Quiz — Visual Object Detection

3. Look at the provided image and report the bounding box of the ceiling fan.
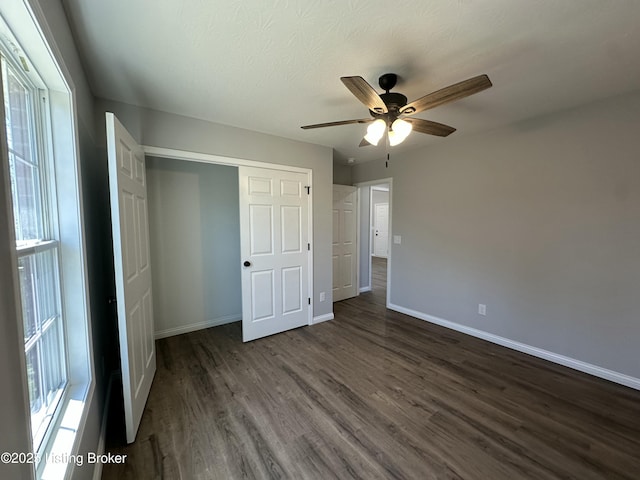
[301,73,492,147]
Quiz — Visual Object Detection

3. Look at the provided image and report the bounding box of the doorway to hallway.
[356,179,392,307]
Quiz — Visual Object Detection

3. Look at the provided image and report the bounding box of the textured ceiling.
[62,0,640,164]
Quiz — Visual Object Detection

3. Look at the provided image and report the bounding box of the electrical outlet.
[478,304,487,316]
[320,292,326,302]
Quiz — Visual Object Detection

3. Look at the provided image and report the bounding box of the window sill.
[39,381,92,480]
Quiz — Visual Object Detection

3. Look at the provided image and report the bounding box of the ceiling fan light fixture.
[392,118,412,137]
[388,118,412,146]
[387,129,402,146]
[301,73,491,147]
[364,118,386,146]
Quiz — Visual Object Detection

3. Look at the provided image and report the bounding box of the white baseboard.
[359,286,372,293]
[155,314,241,339]
[312,313,334,324]
[92,371,117,480]
[388,303,640,391]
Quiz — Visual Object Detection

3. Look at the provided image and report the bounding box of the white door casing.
[106,113,156,444]
[238,166,311,342]
[373,203,389,258]
[332,185,358,302]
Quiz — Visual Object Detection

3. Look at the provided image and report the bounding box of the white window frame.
[0,2,93,479]
[2,47,69,454]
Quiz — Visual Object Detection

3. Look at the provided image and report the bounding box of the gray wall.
[95,99,335,314]
[352,91,640,381]
[146,158,242,336]
[333,160,353,185]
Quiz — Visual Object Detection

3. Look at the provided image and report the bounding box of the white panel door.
[332,185,358,302]
[106,113,156,443]
[239,166,310,342]
[373,203,389,258]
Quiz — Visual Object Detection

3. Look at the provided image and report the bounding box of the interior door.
[106,112,156,443]
[332,185,358,302]
[373,203,389,258]
[238,166,310,342]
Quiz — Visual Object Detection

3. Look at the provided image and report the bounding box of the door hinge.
[308,297,311,305]
[305,186,311,195]
[307,243,310,251]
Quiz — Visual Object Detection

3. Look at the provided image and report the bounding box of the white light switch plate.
[393,235,402,244]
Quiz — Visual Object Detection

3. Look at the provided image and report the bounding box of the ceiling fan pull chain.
[385,129,390,168]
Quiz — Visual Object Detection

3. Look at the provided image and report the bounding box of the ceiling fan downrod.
[374,73,408,121]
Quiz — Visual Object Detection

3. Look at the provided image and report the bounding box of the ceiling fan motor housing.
[371,91,408,123]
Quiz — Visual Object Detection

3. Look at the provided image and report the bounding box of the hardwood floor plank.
[102,258,640,479]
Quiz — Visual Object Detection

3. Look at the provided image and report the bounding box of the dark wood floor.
[102,257,640,479]
[371,256,387,303]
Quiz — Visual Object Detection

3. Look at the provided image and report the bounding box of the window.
[0,3,92,478]
[2,42,67,452]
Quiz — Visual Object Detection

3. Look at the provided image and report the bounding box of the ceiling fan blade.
[405,118,456,137]
[301,118,373,129]
[359,138,372,147]
[340,76,388,114]
[400,74,492,115]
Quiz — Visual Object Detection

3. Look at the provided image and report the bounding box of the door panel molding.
[373,202,389,258]
[107,112,156,444]
[240,166,311,341]
[332,185,358,302]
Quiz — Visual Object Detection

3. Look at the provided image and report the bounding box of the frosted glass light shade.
[364,119,386,146]
[392,118,412,136]
[388,129,402,146]
[388,119,412,146]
